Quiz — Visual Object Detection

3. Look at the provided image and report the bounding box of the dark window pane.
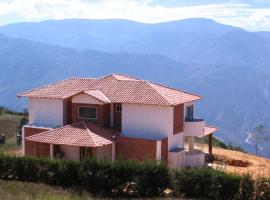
[116,105,122,112]
[79,107,97,119]
[185,105,194,121]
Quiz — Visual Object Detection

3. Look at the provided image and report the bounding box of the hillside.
[212,147,270,178]
[0,19,270,157]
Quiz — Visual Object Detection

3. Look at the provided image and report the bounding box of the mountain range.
[0,18,270,157]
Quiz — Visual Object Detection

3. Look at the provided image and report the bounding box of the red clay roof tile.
[25,122,116,147]
[18,73,202,105]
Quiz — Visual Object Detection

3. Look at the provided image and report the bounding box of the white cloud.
[0,0,270,31]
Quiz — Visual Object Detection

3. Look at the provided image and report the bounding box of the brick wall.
[161,137,168,162]
[116,136,157,161]
[173,103,184,134]
[72,103,111,127]
[24,126,51,157]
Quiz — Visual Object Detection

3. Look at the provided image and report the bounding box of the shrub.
[134,160,170,196]
[254,177,270,200]
[1,154,269,198]
[172,168,241,200]
[235,174,254,200]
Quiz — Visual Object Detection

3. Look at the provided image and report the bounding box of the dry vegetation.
[0,179,95,200]
[212,146,270,178]
[0,113,22,155]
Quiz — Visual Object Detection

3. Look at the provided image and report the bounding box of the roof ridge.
[149,82,203,100]
[146,82,171,105]
[83,122,98,147]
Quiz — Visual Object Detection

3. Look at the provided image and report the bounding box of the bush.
[0,154,269,198]
[254,177,270,200]
[0,154,168,197]
[134,160,170,196]
[236,174,254,200]
[172,168,241,200]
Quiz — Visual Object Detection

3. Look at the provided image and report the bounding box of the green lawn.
[0,179,94,200]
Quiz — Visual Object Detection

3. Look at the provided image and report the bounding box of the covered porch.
[168,126,218,169]
[184,126,218,167]
[25,122,117,161]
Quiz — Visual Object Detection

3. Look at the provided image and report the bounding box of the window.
[116,105,122,112]
[185,105,194,122]
[78,107,97,119]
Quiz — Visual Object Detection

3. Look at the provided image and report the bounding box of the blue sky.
[0,0,270,31]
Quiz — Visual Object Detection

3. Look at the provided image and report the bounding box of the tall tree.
[250,125,270,156]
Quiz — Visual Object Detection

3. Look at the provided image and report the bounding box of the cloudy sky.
[0,0,270,31]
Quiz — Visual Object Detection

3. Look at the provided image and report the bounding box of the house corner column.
[188,136,194,151]
[112,143,115,161]
[208,134,213,154]
[50,144,54,159]
[208,133,213,163]
[156,140,161,160]
[22,126,25,156]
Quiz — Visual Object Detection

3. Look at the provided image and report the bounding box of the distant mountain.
[0,18,270,158]
[0,34,185,109]
[3,18,270,67]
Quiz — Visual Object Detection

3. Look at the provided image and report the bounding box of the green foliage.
[0,154,269,198]
[254,177,270,200]
[0,106,27,116]
[236,174,254,200]
[172,168,241,199]
[0,154,167,197]
[134,160,170,196]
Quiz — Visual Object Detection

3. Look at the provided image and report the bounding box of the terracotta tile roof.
[26,122,117,147]
[204,126,219,136]
[18,73,202,105]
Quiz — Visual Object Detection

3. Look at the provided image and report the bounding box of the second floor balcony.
[184,118,205,137]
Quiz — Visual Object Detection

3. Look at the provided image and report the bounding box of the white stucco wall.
[60,145,80,161]
[122,104,172,139]
[122,104,183,150]
[29,98,64,128]
[72,94,102,104]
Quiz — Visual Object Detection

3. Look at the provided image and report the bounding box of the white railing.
[184,118,205,137]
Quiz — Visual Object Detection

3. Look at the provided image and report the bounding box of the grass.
[0,113,23,155]
[0,179,95,200]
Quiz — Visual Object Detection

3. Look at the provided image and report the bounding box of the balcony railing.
[184,118,205,137]
[185,118,204,122]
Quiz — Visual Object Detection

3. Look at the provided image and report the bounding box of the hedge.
[0,154,169,197]
[0,154,269,199]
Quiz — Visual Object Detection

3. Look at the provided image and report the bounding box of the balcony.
[184,118,205,137]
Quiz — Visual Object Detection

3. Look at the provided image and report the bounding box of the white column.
[22,126,25,156]
[50,144,54,159]
[156,140,162,160]
[112,143,115,161]
[188,137,194,151]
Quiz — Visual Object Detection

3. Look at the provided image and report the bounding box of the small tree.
[249,124,270,156]
[0,106,4,115]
